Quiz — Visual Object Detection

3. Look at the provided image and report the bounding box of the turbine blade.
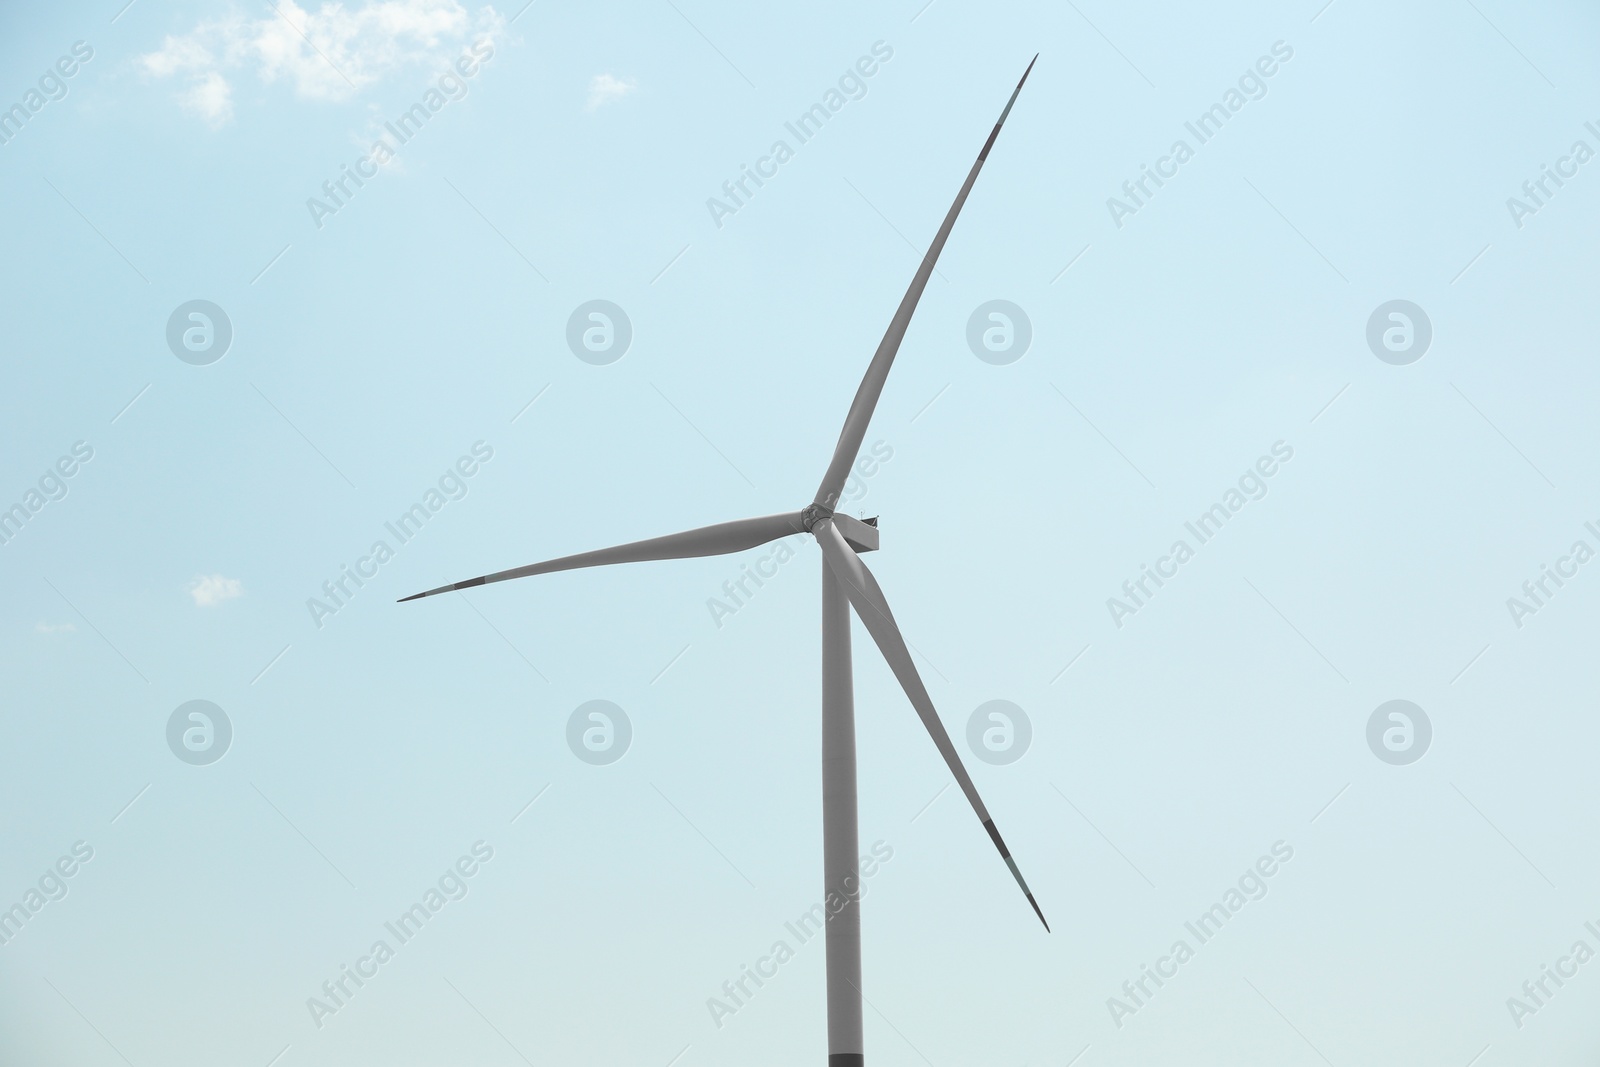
[400,511,804,602]
[814,519,1048,930]
[813,55,1038,509]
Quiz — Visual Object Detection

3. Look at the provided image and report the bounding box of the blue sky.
[4,0,1600,1063]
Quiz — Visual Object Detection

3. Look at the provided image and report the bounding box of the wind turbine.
[402,56,1044,1066]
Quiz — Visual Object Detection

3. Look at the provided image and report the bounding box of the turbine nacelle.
[801,504,880,553]
[832,513,879,554]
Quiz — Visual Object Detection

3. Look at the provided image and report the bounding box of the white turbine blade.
[814,519,1048,930]
[813,55,1037,510]
[400,512,804,602]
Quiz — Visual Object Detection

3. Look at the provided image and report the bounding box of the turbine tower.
[403,56,1044,1066]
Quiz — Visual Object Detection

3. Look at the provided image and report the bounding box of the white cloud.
[181,70,234,127]
[189,575,244,607]
[586,73,635,111]
[141,0,504,125]
[35,622,76,635]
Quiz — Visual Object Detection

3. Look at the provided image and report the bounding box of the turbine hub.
[799,502,833,531]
